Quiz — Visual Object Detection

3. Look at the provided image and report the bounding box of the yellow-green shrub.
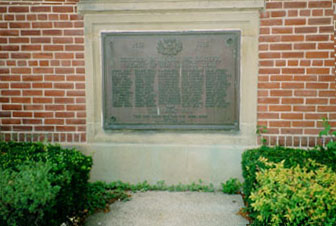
[250,158,336,226]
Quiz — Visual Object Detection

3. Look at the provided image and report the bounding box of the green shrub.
[241,146,336,205]
[250,158,336,226]
[0,141,92,226]
[221,178,241,194]
[0,162,61,226]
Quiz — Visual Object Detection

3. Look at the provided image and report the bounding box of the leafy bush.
[221,178,241,194]
[0,141,92,226]
[0,162,61,226]
[242,146,336,205]
[250,158,336,226]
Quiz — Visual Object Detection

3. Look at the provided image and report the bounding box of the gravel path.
[85,191,248,226]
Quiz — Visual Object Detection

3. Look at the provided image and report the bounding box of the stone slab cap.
[78,0,265,14]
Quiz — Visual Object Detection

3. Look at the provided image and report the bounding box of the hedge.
[0,141,92,226]
[242,145,336,221]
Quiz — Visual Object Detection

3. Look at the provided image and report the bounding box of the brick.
[281,35,304,42]
[288,10,298,17]
[11,68,31,74]
[32,53,53,59]
[31,6,51,12]
[45,119,64,125]
[43,45,64,51]
[288,60,298,66]
[258,83,280,89]
[74,21,84,28]
[259,68,280,74]
[282,68,305,74]
[66,105,85,111]
[266,2,282,9]
[294,75,317,81]
[318,43,333,49]
[45,90,65,96]
[43,29,62,36]
[31,37,51,44]
[22,90,42,96]
[13,112,33,117]
[284,2,306,8]
[45,105,65,111]
[319,91,335,97]
[34,112,53,118]
[319,26,333,33]
[308,18,331,25]
[269,105,291,111]
[0,69,10,74]
[306,51,329,58]
[21,30,40,36]
[65,45,84,51]
[294,26,317,33]
[64,29,83,36]
[53,37,73,44]
[294,43,316,50]
[306,98,328,104]
[272,27,292,34]
[9,6,29,13]
[54,22,73,28]
[260,19,283,26]
[282,98,304,104]
[33,68,54,74]
[308,1,332,8]
[282,52,304,58]
[56,112,75,118]
[2,119,21,124]
[35,126,54,132]
[281,82,304,89]
[307,68,330,74]
[53,6,74,13]
[9,22,30,29]
[12,97,31,103]
[306,35,329,41]
[22,45,41,51]
[259,52,280,59]
[32,22,52,29]
[270,44,292,50]
[55,53,74,59]
[11,53,31,59]
[0,45,19,51]
[67,91,85,96]
[281,113,303,120]
[271,11,286,17]
[294,90,317,96]
[270,90,292,96]
[306,83,329,89]
[281,128,303,134]
[56,126,76,132]
[67,75,85,81]
[285,18,306,25]
[0,112,11,117]
[293,106,315,112]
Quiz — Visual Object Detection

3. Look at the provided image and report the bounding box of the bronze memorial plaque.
[102,31,240,130]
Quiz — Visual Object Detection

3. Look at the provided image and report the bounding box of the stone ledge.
[78,0,265,14]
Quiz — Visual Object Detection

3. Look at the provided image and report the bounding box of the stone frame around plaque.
[101,31,241,131]
[80,0,261,145]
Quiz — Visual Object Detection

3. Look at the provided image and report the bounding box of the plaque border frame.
[101,30,240,131]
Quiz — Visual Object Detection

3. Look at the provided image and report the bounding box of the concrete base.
[76,143,253,187]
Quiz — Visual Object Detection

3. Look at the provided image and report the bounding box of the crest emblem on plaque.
[157,39,183,56]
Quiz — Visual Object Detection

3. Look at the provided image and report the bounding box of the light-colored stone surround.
[79,0,263,185]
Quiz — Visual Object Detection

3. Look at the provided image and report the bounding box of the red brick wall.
[258,0,336,147]
[0,0,85,142]
[0,0,335,146]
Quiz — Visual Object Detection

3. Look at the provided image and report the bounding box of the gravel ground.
[85,191,248,226]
